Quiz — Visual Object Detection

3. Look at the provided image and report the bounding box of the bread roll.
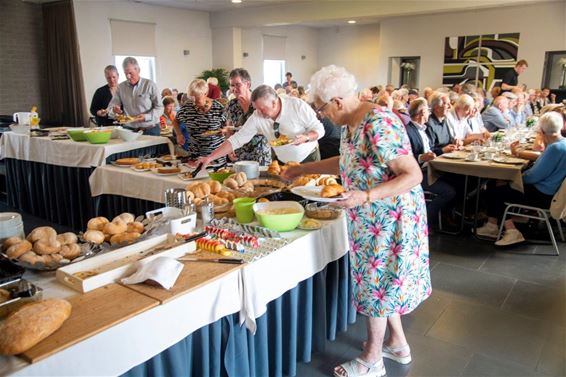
[26,227,57,243]
[126,221,144,234]
[56,232,78,245]
[321,184,345,198]
[110,232,141,245]
[112,213,135,224]
[83,230,105,245]
[6,240,32,259]
[33,239,62,255]
[59,243,81,260]
[87,217,109,231]
[224,178,239,190]
[3,236,23,251]
[18,252,41,265]
[103,221,128,235]
[186,190,195,201]
[209,180,222,194]
[0,299,72,355]
[233,172,247,186]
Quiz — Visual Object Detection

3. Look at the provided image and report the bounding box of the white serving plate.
[56,234,196,293]
[290,185,346,203]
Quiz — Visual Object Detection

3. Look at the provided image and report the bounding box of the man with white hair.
[405,98,456,230]
[477,112,566,245]
[107,57,163,135]
[196,85,324,166]
[426,92,457,155]
[482,96,514,132]
[445,94,474,141]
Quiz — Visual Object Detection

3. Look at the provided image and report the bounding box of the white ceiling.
[133,0,305,12]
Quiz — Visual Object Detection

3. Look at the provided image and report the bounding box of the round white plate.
[111,161,138,168]
[492,156,526,165]
[442,152,468,160]
[290,186,345,203]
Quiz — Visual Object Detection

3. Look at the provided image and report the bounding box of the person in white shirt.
[447,94,490,145]
[197,85,324,167]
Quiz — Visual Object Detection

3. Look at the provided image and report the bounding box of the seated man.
[446,94,489,144]
[482,96,514,132]
[426,92,457,155]
[477,112,566,245]
[406,98,456,229]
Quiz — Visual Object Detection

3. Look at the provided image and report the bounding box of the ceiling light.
[347,20,356,24]
[232,0,242,3]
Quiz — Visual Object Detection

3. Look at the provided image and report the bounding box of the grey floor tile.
[427,300,547,368]
[480,250,566,286]
[431,262,516,307]
[462,353,548,377]
[402,289,453,335]
[502,280,566,326]
[429,236,495,270]
[536,327,566,376]
[387,332,473,377]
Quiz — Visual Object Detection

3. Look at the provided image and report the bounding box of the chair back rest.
[550,177,566,220]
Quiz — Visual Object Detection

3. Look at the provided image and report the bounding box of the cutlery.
[178,257,244,264]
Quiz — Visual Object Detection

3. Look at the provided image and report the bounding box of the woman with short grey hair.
[283,65,430,377]
[478,112,566,245]
[173,79,227,167]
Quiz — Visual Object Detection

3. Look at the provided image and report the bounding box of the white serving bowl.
[9,124,30,135]
[117,127,143,142]
[234,160,260,179]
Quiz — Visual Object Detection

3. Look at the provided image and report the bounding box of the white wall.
[317,24,381,90]
[73,0,212,112]
[239,25,319,88]
[212,27,242,71]
[376,1,566,89]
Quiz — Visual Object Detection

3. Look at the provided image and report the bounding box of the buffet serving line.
[0,128,174,230]
[0,161,355,377]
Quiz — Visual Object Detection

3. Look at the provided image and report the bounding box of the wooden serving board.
[20,284,159,363]
[121,251,244,304]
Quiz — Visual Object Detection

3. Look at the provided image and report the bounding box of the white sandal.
[333,357,386,377]
[382,344,412,364]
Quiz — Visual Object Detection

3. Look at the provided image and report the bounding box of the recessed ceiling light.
[347,20,356,24]
[232,0,242,3]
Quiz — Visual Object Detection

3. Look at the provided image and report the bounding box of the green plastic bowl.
[67,128,87,142]
[253,201,304,232]
[85,130,112,144]
[208,170,234,183]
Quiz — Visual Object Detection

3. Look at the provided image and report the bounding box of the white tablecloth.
[0,132,174,168]
[89,165,190,203]
[2,217,349,376]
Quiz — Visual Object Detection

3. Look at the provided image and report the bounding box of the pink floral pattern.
[339,108,431,317]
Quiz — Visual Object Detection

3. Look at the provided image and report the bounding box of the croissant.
[3,236,23,251]
[110,232,141,245]
[59,243,81,260]
[317,176,338,186]
[224,178,239,190]
[209,180,222,194]
[6,240,32,259]
[127,221,144,234]
[320,184,345,198]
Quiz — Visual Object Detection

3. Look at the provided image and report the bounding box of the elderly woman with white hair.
[282,65,430,377]
[173,79,227,167]
[477,112,566,245]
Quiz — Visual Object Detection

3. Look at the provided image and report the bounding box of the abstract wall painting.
[442,33,520,91]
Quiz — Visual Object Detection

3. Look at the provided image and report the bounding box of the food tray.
[210,218,283,238]
[56,234,196,293]
[1,243,94,272]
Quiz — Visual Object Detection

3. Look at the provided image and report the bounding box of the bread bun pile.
[222,172,256,195]
[84,213,143,246]
[186,181,234,207]
[2,227,80,266]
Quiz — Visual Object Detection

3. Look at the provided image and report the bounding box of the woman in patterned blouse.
[283,65,430,377]
[224,68,271,165]
[173,79,227,167]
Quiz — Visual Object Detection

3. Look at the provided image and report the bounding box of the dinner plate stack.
[0,212,24,244]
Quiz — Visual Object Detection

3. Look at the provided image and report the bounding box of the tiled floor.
[2,201,564,376]
[297,232,566,377]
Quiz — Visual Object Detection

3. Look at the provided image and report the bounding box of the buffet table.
[2,217,353,377]
[0,131,173,230]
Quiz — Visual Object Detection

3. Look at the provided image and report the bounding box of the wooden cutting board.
[121,251,244,304]
[21,283,159,363]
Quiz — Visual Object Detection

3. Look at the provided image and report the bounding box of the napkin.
[121,257,183,290]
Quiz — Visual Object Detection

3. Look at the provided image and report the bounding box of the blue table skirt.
[123,254,355,377]
[5,144,169,231]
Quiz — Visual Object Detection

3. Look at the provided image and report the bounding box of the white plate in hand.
[442,152,468,160]
[290,186,345,203]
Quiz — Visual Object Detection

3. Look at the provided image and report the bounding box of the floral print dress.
[339,107,431,318]
[225,99,272,166]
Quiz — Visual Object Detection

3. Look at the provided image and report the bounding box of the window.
[263,60,285,88]
[388,57,420,88]
[114,55,156,83]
